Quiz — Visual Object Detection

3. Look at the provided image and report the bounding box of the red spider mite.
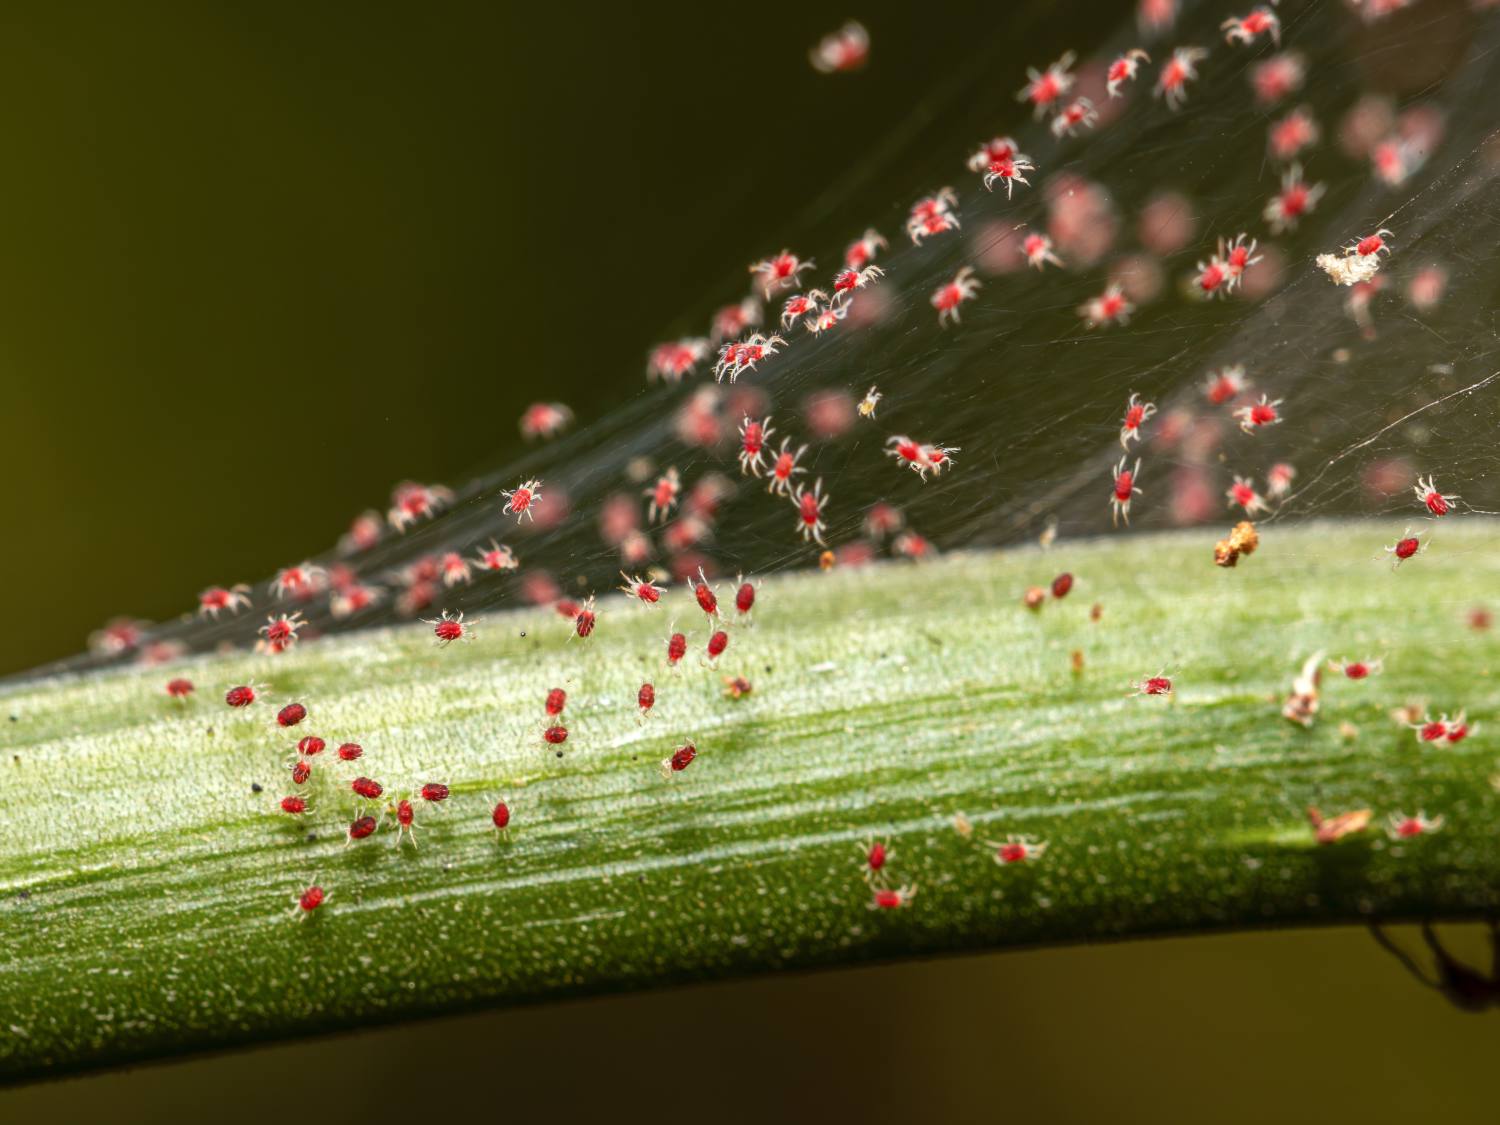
[1415,717,1448,744]
[1155,47,1207,111]
[1221,234,1262,284]
[1441,712,1472,746]
[660,742,697,778]
[1348,229,1394,258]
[491,800,511,833]
[1016,51,1076,118]
[735,577,756,616]
[420,783,450,803]
[473,539,518,572]
[1050,98,1096,139]
[906,189,960,245]
[331,583,382,619]
[739,415,774,477]
[1222,7,1280,46]
[750,250,813,299]
[931,267,981,325]
[1133,674,1173,696]
[440,552,472,588]
[427,609,474,646]
[648,337,710,383]
[1263,163,1324,234]
[1196,252,1230,298]
[1329,657,1382,680]
[290,760,312,785]
[862,838,891,872]
[393,799,418,847]
[706,630,729,661]
[1079,284,1133,328]
[166,678,194,699]
[1106,48,1149,97]
[1234,394,1283,433]
[989,835,1048,864]
[780,290,825,330]
[646,468,681,523]
[519,401,573,440]
[574,597,598,639]
[1414,475,1457,517]
[352,776,384,800]
[691,568,719,618]
[833,265,884,297]
[296,884,325,914]
[554,598,581,620]
[710,297,761,344]
[1204,365,1247,404]
[869,885,918,910]
[966,137,1016,174]
[337,742,363,762]
[225,684,259,708]
[546,687,567,717]
[501,479,542,522]
[1268,106,1318,161]
[1268,462,1296,498]
[198,584,250,619]
[543,725,569,746]
[277,702,307,728]
[809,19,868,73]
[1387,811,1443,840]
[767,438,808,496]
[1120,393,1156,450]
[346,815,379,844]
[297,735,326,757]
[1051,573,1074,599]
[270,562,326,600]
[845,228,887,270]
[793,479,830,546]
[280,796,309,816]
[1023,232,1062,269]
[667,629,688,667]
[620,572,665,605]
[983,151,1035,197]
[1386,529,1425,567]
[1227,475,1268,515]
[387,481,454,532]
[1111,457,1142,526]
[638,682,656,714]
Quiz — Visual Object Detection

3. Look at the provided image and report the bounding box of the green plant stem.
[3,520,1498,1082]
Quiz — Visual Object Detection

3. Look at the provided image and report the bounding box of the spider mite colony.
[89,4,1486,921]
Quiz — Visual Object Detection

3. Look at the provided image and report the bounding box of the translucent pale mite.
[931,267,980,326]
[1024,586,1046,611]
[519,401,573,441]
[638,682,655,715]
[854,386,881,421]
[1110,457,1142,526]
[869,884,918,910]
[792,478,830,546]
[1329,658,1383,680]
[1079,284,1133,328]
[277,702,307,728]
[166,677,194,699]
[646,467,681,523]
[293,884,325,920]
[426,609,474,646]
[545,687,567,717]
[1120,393,1156,450]
[574,597,598,639]
[500,479,542,522]
[1413,475,1457,516]
[198,583,250,618]
[258,611,305,654]
[1106,48,1149,97]
[337,742,363,762]
[1267,463,1296,498]
[985,835,1048,864]
[1227,476,1269,515]
[1050,97,1096,139]
[297,735,326,757]
[706,630,729,661]
[1383,526,1424,566]
[1222,7,1280,46]
[844,228,887,270]
[1155,46,1207,110]
[1307,806,1371,845]
[1016,51,1076,118]
[766,437,807,497]
[346,815,379,845]
[809,19,868,74]
[1263,164,1324,234]
[659,742,697,779]
[1023,232,1062,269]
[749,250,813,299]
[1234,394,1283,433]
[1132,674,1173,696]
[1387,812,1444,840]
[723,676,752,699]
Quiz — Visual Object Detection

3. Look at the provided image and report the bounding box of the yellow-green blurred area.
[3,926,1498,1121]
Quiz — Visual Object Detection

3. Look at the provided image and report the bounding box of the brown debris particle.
[1214,520,1260,568]
[1307,805,1372,845]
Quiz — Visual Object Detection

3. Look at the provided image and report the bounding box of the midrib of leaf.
[2,520,1498,1081]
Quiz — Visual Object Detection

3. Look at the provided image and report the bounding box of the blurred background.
[2,0,1498,1117]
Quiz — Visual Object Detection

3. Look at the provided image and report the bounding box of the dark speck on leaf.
[8,714,17,722]
[250,782,263,793]
[555,750,564,758]
[519,631,526,638]
[305,832,317,842]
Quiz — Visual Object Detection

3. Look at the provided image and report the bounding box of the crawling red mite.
[290,760,312,785]
[166,678,194,699]
[491,800,511,832]
[862,839,890,872]
[351,777,384,800]
[667,630,687,666]
[545,688,567,717]
[638,682,656,714]
[1134,675,1173,696]
[428,610,473,646]
[707,630,729,660]
[347,815,378,843]
[420,783,450,803]
[294,884,325,919]
[692,568,719,617]
[869,885,917,910]
[277,703,307,727]
[574,598,597,639]
[337,742,363,761]
[394,799,418,847]
[1051,573,1074,599]
[297,736,326,757]
[735,578,756,616]
[280,796,309,815]
[543,725,568,745]
[660,742,697,778]
[225,685,258,708]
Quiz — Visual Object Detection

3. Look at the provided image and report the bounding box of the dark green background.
[2,2,1496,1118]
